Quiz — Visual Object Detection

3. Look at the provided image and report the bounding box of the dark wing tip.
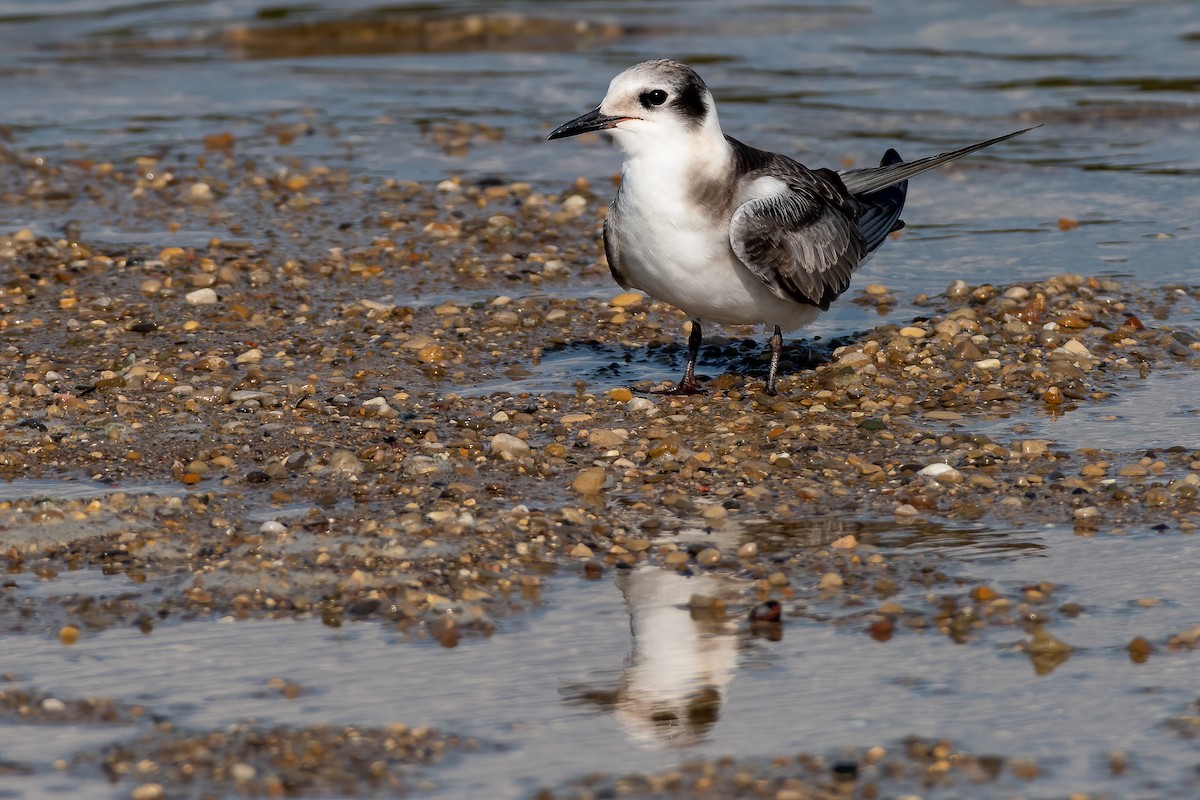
[880,148,903,166]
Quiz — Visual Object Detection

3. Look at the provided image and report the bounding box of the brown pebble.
[868,618,894,642]
[59,626,79,645]
[1128,636,1155,663]
[571,467,607,495]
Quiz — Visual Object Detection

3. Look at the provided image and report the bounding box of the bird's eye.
[639,89,669,108]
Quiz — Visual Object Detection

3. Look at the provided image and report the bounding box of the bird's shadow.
[529,332,860,391]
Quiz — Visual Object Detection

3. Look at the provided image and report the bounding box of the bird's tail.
[856,148,907,253]
[839,125,1039,196]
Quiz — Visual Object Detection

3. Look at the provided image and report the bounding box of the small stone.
[919,463,962,483]
[701,504,728,521]
[608,387,633,402]
[818,572,843,590]
[1059,338,1092,359]
[864,283,889,296]
[1026,627,1072,655]
[1017,439,1051,457]
[234,348,263,364]
[625,397,658,415]
[664,550,689,567]
[327,450,364,476]
[131,785,164,800]
[868,619,894,642]
[610,292,644,308]
[184,287,217,305]
[259,520,286,534]
[899,326,928,339]
[230,763,256,782]
[59,626,79,645]
[830,534,857,550]
[1073,506,1100,524]
[571,467,607,495]
[737,542,758,559]
[41,697,66,713]
[489,433,531,461]
[569,543,593,558]
[696,547,722,566]
[974,358,1002,370]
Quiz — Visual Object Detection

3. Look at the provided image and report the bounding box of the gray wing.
[602,201,631,290]
[729,168,866,311]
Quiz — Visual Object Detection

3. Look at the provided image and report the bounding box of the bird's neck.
[619,129,733,205]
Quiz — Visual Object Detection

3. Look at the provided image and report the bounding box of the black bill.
[546,107,632,140]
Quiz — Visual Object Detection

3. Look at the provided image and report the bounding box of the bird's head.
[547,60,723,159]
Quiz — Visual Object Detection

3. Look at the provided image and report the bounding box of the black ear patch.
[672,74,708,124]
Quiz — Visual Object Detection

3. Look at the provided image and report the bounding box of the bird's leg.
[765,324,783,396]
[672,319,704,394]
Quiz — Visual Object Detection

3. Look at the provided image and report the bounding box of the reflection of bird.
[561,565,740,748]
[613,565,739,747]
[549,59,1035,394]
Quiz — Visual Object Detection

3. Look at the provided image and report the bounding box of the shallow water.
[3,524,1199,798]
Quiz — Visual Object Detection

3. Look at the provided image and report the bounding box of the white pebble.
[185,288,218,305]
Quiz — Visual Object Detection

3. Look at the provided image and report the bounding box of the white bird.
[548,59,1035,395]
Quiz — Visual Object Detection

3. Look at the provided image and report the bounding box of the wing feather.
[602,201,631,290]
[729,168,866,311]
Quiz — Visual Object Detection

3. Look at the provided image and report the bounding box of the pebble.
[696,547,722,566]
[626,397,658,415]
[899,326,928,339]
[571,467,607,495]
[609,292,643,308]
[185,287,218,305]
[918,462,954,478]
[818,572,843,590]
[1060,338,1092,358]
[130,785,164,800]
[489,433,531,461]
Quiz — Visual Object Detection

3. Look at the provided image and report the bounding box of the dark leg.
[672,319,704,394]
[765,325,783,396]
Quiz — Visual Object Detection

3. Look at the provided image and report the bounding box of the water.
[3,525,1199,798]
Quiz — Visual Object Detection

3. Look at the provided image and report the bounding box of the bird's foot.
[652,377,704,395]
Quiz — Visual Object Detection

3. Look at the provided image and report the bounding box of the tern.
[548,59,1035,395]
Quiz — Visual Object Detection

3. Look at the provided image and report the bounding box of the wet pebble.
[185,288,218,305]
[489,433,531,461]
[571,467,607,495]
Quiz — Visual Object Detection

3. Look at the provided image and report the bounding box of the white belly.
[613,195,820,332]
